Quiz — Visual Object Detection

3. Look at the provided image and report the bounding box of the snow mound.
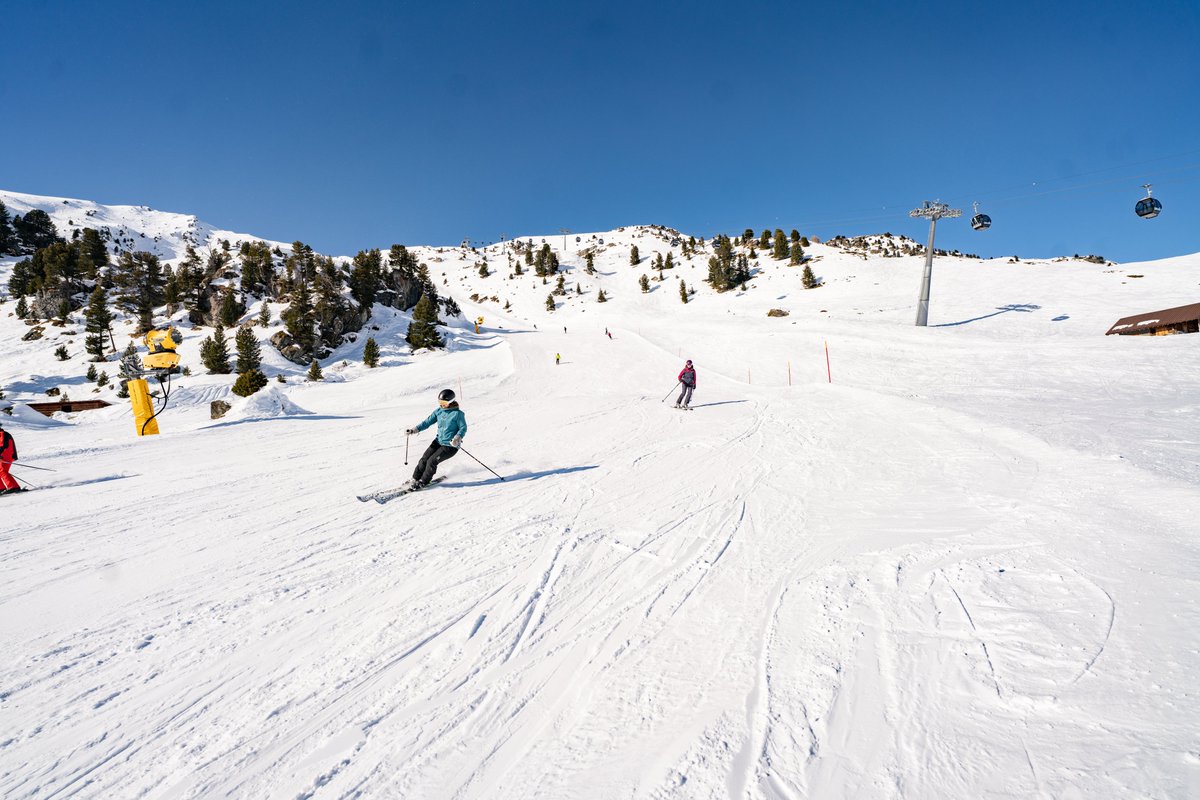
[1,404,71,429]
[229,387,312,420]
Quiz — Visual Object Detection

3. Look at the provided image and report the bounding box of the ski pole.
[661,382,680,403]
[2,460,57,472]
[404,432,410,466]
[9,473,37,489]
[460,447,504,481]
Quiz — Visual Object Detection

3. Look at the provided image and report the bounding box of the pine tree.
[307,359,323,381]
[13,209,60,252]
[234,326,262,373]
[240,240,274,293]
[175,246,204,311]
[802,265,820,289]
[639,274,650,293]
[576,283,582,295]
[759,230,771,250]
[54,344,69,361]
[112,251,165,332]
[800,236,811,247]
[78,228,109,277]
[597,289,607,303]
[679,280,688,304]
[415,263,438,304]
[84,285,114,361]
[789,241,804,265]
[630,245,640,266]
[283,275,316,356]
[96,371,109,387]
[163,266,181,306]
[664,252,675,270]
[0,200,13,256]
[554,274,566,295]
[585,251,595,274]
[790,229,801,243]
[12,241,79,300]
[200,323,232,374]
[406,294,445,349]
[363,336,380,367]
[86,363,98,382]
[479,263,489,278]
[350,248,383,308]
[545,294,556,312]
[231,369,268,397]
[743,228,754,243]
[387,244,419,282]
[15,295,29,319]
[218,287,243,328]
[258,302,270,327]
[773,229,789,260]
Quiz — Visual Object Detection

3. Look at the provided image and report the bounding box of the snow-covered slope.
[0,189,292,263]
[1,192,1198,799]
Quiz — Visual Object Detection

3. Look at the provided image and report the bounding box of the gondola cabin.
[1135,184,1162,219]
[1135,196,1162,219]
[970,202,991,230]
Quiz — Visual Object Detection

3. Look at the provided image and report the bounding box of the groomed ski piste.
[1,192,1198,799]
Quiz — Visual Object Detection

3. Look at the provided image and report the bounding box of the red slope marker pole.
[825,340,832,384]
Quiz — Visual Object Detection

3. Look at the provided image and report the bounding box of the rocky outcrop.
[314,297,369,355]
[375,270,423,311]
[270,331,309,366]
[210,400,231,419]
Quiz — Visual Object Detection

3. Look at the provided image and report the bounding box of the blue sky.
[3,0,1198,262]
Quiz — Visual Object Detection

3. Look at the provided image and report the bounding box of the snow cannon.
[119,327,183,437]
[142,327,182,372]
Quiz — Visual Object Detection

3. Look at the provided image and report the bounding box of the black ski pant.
[414,440,458,485]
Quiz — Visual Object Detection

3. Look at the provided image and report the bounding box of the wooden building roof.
[1106,302,1200,335]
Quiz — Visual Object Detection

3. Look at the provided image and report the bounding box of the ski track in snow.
[1,207,1199,799]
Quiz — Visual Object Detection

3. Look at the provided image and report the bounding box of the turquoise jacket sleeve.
[416,409,439,432]
[448,411,467,442]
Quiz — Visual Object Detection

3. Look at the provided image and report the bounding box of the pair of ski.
[357,476,445,504]
[672,405,694,411]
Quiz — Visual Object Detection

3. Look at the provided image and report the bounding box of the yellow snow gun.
[120,326,183,437]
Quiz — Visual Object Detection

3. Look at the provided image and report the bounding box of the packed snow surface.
[1,192,1198,798]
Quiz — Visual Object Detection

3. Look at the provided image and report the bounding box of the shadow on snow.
[201,414,362,430]
[445,464,598,488]
[933,303,1042,327]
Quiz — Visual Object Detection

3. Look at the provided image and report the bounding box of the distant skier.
[404,389,467,489]
[675,360,696,409]
[555,353,561,365]
[0,421,20,494]
[563,326,567,334]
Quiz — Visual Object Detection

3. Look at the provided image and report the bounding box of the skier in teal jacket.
[406,389,467,487]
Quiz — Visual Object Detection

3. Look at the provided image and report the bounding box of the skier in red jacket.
[675,360,696,409]
[0,421,21,494]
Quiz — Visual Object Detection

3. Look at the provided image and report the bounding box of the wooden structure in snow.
[1106,302,1200,336]
[25,400,113,417]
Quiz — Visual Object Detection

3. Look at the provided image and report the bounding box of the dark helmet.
[438,389,455,403]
